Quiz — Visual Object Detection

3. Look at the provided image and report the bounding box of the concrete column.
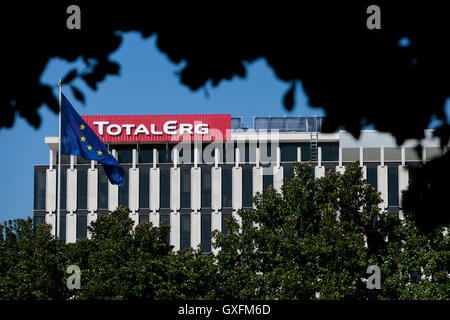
[132,149,137,169]
[129,167,139,213]
[49,149,56,170]
[153,149,158,169]
[336,147,345,173]
[87,166,98,212]
[70,155,76,170]
[170,168,180,210]
[380,147,385,167]
[108,150,119,211]
[232,167,242,210]
[211,210,221,255]
[46,168,56,213]
[398,165,409,220]
[150,211,159,228]
[401,146,406,166]
[377,165,388,210]
[422,146,427,164]
[276,146,281,168]
[297,147,302,162]
[253,166,263,208]
[215,147,219,168]
[66,213,76,244]
[67,167,77,212]
[45,213,56,237]
[211,167,222,210]
[273,166,283,193]
[150,168,160,211]
[173,146,178,168]
[170,211,180,251]
[235,147,240,168]
[191,167,201,210]
[315,147,325,179]
[87,212,97,239]
[194,143,199,168]
[360,147,367,180]
[191,210,201,250]
[255,147,260,168]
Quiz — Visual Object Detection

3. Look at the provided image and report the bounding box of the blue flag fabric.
[60,94,125,186]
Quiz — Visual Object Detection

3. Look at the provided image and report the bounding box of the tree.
[212,162,449,299]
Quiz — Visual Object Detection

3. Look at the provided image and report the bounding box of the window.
[367,167,377,190]
[60,169,67,209]
[139,145,153,163]
[201,168,211,208]
[33,216,45,227]
[283,166,294,181]
[280,144,297,162]
[160,214,170,244]
[242,168,253,207]
[98,168,108,209]
[139,170,149,209]
[114,146,133,164]
[180,214,190,250]
[259,142,272,164]
[320,143,339,161]
[178,144,194,164]
[76,215,87,239]
[139,214,149,224]
[222,142,234,164]
[77,156,91,165]
[201,213,211,253]
[222,213,232,235]
[222,168,232,208]
[388,167,399,206]
[158,144,174,164]
[34,170,46,210]
[160,169,170,208]
[77,170,87,210]
[59,215,66,245]
[263,172,273,190]
[118,170,129,207]
[180,169,191,208]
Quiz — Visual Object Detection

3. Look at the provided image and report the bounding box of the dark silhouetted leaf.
[71,86,85,104]
[62,69,78,84]
[283,82,296,111]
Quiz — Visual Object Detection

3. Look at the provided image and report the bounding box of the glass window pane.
[60,169,67,209]
[180,214,191,250]
[114,146,133,164]
[118,170,129,207]
[34,170,46,210]
[98,168,108,209]
[160,214,170,244]
[139,214,149,224]
[320,143,339,161]
[222,213,231,235]
[33,216,45,227]
[77,170,87,210]
[201,213,211,253]
[263,172,273,190]
[139,145,153,163]
[201,168,211,208]
[283,166,294,181]
[76,215,87,239]
[139,170,149,209]
[160,169,170,208]
[388,167,399,206]
[59,215,66,245]
[222,168,232,208]
[367,167,377,190]
[242,168,253,207]
[180,169,191,208]
[281,144,297,162]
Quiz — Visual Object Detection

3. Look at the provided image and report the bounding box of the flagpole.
[56,79,62,240]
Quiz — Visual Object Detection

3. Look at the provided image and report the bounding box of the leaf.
[283,81,296,111]
[71,86,85,104]
[62,69,78,84]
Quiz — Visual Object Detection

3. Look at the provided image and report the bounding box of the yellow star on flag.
[80,136,86,142]
[87,145,92,151]
[80,124,85,130]
[108,150,112,154]
[97,150,103,156]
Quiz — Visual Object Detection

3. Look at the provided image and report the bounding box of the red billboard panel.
[81,114,231,143]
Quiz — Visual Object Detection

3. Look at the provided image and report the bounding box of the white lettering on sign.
[91,121,209,137]
[93,121,109,135]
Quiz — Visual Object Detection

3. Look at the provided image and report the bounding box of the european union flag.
[60,93,125,186]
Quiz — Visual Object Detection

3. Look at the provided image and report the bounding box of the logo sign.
[81,114,231,143]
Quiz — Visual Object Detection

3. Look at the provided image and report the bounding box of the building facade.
[33,115,444,252]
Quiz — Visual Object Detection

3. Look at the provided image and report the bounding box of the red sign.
[81,114,231,143]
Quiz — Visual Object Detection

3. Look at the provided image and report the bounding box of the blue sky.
[0,32,326,222]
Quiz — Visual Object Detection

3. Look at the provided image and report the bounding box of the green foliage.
[1,165,448,300]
